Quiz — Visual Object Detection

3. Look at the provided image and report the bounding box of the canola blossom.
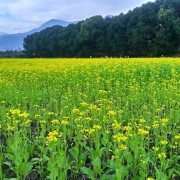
[0,58,179,179]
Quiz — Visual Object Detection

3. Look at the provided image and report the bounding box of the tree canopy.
[23,0,180,57]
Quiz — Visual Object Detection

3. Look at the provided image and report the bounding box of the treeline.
[24,0,180,57]
[0,50,25,58]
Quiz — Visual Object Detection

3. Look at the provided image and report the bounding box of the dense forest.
[23,0,180,57]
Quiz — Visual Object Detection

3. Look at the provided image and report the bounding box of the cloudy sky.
[0,0,154,34]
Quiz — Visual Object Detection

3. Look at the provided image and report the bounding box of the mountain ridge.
[0,19,74,51]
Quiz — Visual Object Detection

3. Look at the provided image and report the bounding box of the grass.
[0,58,180,180]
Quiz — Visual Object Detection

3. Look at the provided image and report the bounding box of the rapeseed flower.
[46,130,62,142]
[87,129,95,134]
[80,102,88,106]
[123,125,132,131]
[158,152,166,159]
[72,108,80,114]
[147,178,154,180]
[35,114,40,118]
[113,134,128,142]
[160,140,168,145]
[112,121,121,129]
[7,124,15,131]
[107,110,116,116]
[61,120,69,125]
[48,112,54,115]
[119,144,127,150]
[93,125,101,130]
[84,117,92,121]
[9,109,21,115]
[99,90,108,94]
[152,147,159,151]
[51,119,60,125]
[174,135,180,140]
[140,119,146,123]
[40,120,46,124]
[18,112,29,118]
[138,129,149,135]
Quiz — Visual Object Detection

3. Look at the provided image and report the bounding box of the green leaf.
[123,151,133,164]
[101,173,109,180]
[25,162,33,175]
[101,135,108,146]
[19,162,33,176]
[42,155,50,161]
[0,154,4,163]
[49,168,59,179]
[69,146,79,161]
[31,158,40,164]
[92,157,102,175]
[3,161,12,167]
[131,176,144,180]
[81,167,95,180]
[174,169,180,176]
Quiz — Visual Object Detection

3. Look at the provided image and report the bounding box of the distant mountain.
[28,19,76,35]
[0,19,75,51]
[0,32,7,36]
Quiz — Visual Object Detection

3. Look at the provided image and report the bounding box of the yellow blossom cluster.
[61,120,69,125]
[160,140,168,145]
[46,130,62,142]
[107,110,116,116]
[138,128,149,135]
[158,152,166,159]
[72,108,80,114]
[113,133,128,142]
[51,119,60,125]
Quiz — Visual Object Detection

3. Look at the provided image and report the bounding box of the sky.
[0,0,154,34]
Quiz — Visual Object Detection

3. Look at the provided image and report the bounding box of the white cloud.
[0,0,154,34]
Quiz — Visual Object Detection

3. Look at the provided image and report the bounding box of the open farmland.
[0,58,180,179]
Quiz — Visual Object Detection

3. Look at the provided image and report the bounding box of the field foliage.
[0,58,180,179]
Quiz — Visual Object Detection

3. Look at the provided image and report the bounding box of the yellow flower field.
[0,58,179,179]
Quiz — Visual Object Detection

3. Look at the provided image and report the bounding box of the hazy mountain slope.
[0,19,74,51]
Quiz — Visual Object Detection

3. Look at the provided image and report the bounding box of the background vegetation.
[23,0,180,58]
[0,51,25,58]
